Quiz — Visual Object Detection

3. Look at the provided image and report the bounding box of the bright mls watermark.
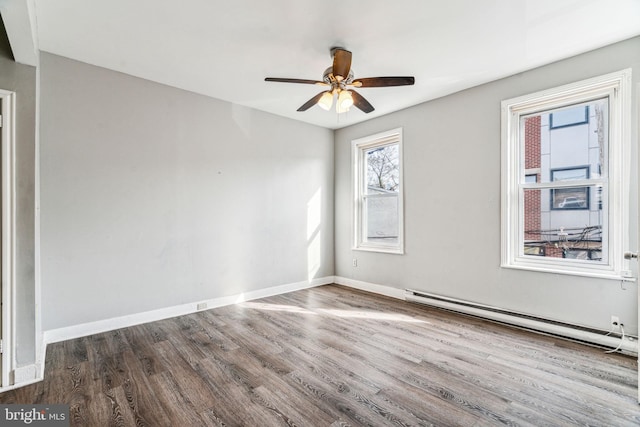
[0,405,69,426]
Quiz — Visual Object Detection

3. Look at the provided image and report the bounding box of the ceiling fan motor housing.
[323,67,354,87]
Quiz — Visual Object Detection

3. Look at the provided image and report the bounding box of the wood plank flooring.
[1,284,639,426]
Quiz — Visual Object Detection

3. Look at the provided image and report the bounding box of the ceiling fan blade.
[350,90,375,113]
[297,91,326,112]
[265,77,327,85]
[351,76,415,87]
[332,48,352,81]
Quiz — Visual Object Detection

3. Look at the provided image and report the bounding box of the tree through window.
[366,145,399,191]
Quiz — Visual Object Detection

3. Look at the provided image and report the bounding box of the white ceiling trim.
[0,0,38,66]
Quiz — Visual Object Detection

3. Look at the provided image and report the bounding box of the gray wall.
[335,36,640,335]
[39,53,334,331]
[0,16,36,366]
[28,36,640,346]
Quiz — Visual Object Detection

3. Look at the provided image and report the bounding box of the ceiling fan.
[265,47,415,114]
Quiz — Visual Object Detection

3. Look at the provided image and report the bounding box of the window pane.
[364,195,398,244]
[551,187,589,210]
[523,188,604,262]
[550,106,588,128]
[523,188,543,242]
[365,144,399,194]
[521,98,608,184]
[551,167,588,182]
[519,96,608,266]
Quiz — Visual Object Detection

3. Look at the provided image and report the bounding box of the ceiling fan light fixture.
[318,91,333,110]
[264,47,414,115]
[337,90,354,113]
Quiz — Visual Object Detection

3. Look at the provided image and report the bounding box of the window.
[550,106,589,129]
[501,69,631,279]
[550,166,589,210]
[353,128,404,254]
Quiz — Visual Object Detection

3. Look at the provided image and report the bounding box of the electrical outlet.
[197,302,207,310]
[611,315,621,332]
[352,258,358,267]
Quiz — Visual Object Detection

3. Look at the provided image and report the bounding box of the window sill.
[353,245,404,255]
[501,262,635,282]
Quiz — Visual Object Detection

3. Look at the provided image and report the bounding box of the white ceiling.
[4,0,640,129]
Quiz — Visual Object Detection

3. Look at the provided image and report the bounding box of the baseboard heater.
[405,289,638,355]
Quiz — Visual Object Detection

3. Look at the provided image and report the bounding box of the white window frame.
[501,69,632,280]
[352,128,404,254]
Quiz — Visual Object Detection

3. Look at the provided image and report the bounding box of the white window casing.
[501,69,632,280]
[352,128,404,254]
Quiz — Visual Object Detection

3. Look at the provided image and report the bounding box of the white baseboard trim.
[333,276,405,300]
[43,276,333,345]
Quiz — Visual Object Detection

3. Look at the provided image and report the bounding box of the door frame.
[637,82,640,404]
[0,88,17,388]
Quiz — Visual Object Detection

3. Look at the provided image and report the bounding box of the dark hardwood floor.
[1,284,639,426]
